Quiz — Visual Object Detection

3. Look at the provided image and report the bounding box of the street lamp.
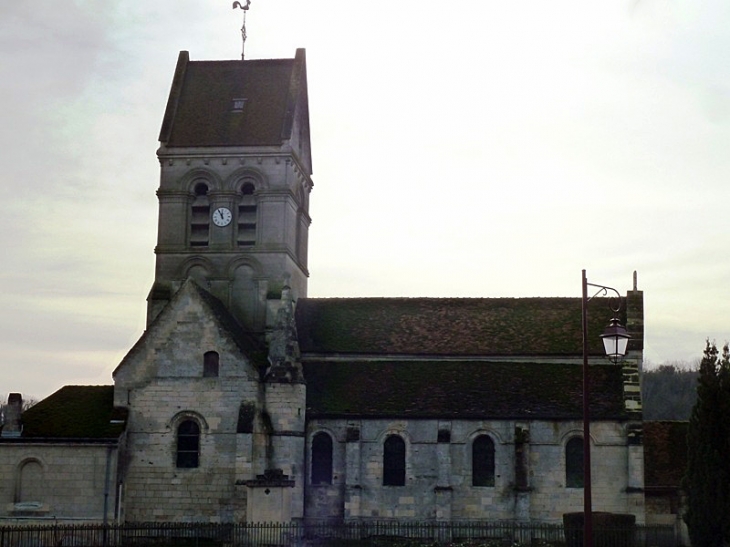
[600,318,631,364]
[581,270,631,547]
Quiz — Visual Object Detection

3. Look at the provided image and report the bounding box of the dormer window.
[232,98,247,112]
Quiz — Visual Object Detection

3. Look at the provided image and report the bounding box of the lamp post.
[581,270,631,547]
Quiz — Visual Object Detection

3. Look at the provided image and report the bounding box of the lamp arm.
[585,282,622,314]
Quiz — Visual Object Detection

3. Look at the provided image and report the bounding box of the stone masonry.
[305,418,644,524]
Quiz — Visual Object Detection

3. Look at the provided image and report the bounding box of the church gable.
[114,279,264,390]
[113,280,270,522]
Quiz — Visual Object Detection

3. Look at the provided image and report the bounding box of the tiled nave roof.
[296,297,627,357]
[305,360,627,420]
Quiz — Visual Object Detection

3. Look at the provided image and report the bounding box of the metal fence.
[0,520,678,547]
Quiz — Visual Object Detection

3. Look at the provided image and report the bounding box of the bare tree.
[0,396,38,426]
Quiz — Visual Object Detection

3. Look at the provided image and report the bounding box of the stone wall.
[305,418,644,523]
[117,378,262,522]
[151,151,312,330]
[265,381,306,519]
[0,443,118,523]
[114,283,266,523]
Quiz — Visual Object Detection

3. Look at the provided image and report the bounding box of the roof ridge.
[300,296,584,301]
[188,57,295,64]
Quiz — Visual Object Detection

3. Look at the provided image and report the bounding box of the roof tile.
[305,361,626,420]
[296,297,627,356]
[20,385,126,439]
[165,59,295,147]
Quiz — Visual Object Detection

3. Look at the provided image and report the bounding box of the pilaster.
[344,423,362,520]
[514,425,531,521]
[435,422,453,522]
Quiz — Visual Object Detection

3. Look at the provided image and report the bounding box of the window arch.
[311,432,333,485]
[190,182,210,247]
[17,459,44,504]
[176,420,200,468]
[383,434,406,486]
[566,437,584,488]
[203,351,219,377]
[472,435,495,487]
[186,264,211,287]
[237,181,257,247]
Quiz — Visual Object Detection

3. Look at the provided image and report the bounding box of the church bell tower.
[147,49,313,333]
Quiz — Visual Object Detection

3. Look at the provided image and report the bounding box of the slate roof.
[296,297,627,356]
[15,385,126,440]
[643,420,688,489]
[305,361,627,420]
[160,50,306,148]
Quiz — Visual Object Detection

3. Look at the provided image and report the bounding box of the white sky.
[1,1,729,400]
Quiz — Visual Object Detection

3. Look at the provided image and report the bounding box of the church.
[0,48,656,527]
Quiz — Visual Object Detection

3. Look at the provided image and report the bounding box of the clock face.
[212,207,232,227]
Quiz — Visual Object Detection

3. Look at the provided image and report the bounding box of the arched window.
[311,432,333,485]
[203,351,219,377]
[190,182,210,247]
[176,420,200,468]
[566,437,584,488]
[237,181,257,247]
[383,434,406,486]
[472,435,495,487]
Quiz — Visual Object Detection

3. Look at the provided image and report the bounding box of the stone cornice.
[157,148,313,185]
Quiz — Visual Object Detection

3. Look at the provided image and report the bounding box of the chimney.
[1,393,22,437]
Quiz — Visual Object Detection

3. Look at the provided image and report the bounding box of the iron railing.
[0,520,678,547]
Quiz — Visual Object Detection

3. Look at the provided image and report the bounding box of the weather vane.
[232,1,251,60]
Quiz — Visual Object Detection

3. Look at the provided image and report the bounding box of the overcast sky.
[2,1,729,400]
